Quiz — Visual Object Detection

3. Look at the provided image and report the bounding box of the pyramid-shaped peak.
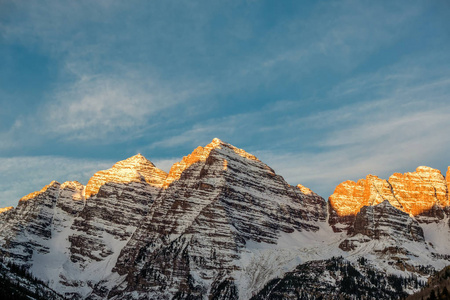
[210,137,224,146]
[200,138,228,152]
[85,154,168,198]
[0,206,14,214]
[117,153,155,167]
[20,181,61,202]
[163,138,259,188]
[208,138,259,161]
[416,166,441,174]
[128,153,145,159]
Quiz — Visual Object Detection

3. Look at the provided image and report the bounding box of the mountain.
[92,138,329,299]
[252,256,425,300]
[0,138,449,299]
[328,166,450,278]
[0,255,63,300]
[406,265,450,300]
[329,167,450,232]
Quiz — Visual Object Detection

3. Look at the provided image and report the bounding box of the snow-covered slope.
[92,138,330,299]
[0,138,448,299]
[0,155,168,299]
[252,256,426,300]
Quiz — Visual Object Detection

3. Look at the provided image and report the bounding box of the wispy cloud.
[241,0,422,79]
[151,54,450,198]
[257,105,450,198]
[258,72,450,198]
[1,0,448,203]
[40,73,197,142]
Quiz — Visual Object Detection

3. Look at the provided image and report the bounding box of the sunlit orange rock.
[447,166,450,205]
[388,166,448,215]
[329,166,449,217]
[19,181,60,202]
[329,175,398,217]
[163,138,258,188]
[297,184,317,196]
[0,206,13,214]
[85,154,167,198]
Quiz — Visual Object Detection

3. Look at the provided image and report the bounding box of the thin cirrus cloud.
[39,74,197,142]
[0,0,449,205]
[253,0,420,76]
[149,55,450,198]
[257,105,450,199]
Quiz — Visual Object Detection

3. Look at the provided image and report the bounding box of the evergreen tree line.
[0,255,63,300]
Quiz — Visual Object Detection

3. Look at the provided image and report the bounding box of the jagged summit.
[1,139,449,300]
[85,153,168,197]
[297,184,318,196]
[20,180,61,202]
[329,165,450,218]
[163,138,259,187]
[0,206,13,214]
[120,153,152,165]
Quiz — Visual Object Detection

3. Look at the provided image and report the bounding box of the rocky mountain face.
[252,256,425,300]
[407,265,450,300]
[0,138,449,299]
[0,255,63,300]
[329,166,450,232]
[92,138,328,300]
[329,166,450,289]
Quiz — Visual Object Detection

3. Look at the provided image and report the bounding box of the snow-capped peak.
[85,154,168,197]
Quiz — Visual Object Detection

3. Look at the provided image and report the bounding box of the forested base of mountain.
[252,257,426,300]
[407,266,450,300]
[0,256,63,300]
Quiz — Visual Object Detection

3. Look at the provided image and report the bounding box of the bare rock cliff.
[85,154,167,198]
[329,166,450,232]
[92,139,327,300]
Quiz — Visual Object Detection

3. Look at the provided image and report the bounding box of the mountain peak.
[163,138,258,187]
[210,137,223,146]
[330,165,450,218]
[19,181,61,202]
[416,165,441,174]
[115,153,156,168]
[297,184,317,196]
[85,154,167,198]
[0,206,13,214]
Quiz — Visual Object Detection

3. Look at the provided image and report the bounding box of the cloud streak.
[151,54,450,198]
[40,73,197,142]
[1,0,449,203]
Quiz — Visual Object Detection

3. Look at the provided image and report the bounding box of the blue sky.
[1,0,450,207]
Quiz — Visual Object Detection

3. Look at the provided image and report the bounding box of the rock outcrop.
[253,256,425,300]
[0,181,62,265]
[339,200,425,255]
[447,167,450,204]
[0,206,13,214]
[85,154,167,197]
[93,138,328,299]
[330,168,450,281]
[329,166,450,232]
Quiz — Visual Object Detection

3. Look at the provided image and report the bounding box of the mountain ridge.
[0,138,449,299]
